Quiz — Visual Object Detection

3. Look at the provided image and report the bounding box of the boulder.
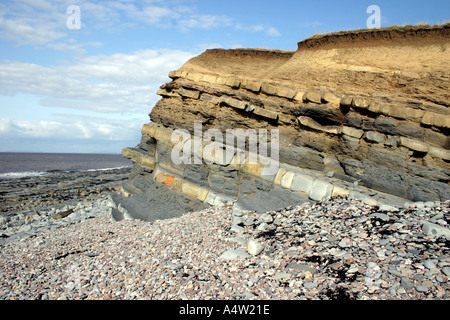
[298,116,340,134]
[219,248,250,260]
[290,174,315,194]
[420,221,450,239]
[364,131,386,144]
[353,97,370,109]
[342,126,364,139]
[400,137,429,153]
[322,91,341,106]
[253,107,278,120]
[178,88,200,99]
[247,239,264,256]
[276,87,297,100]
[280,171,295,189]
[241,79,261,92]
[261,83,278,96]
[303,90,322,104]
[340,95,353,106]
[308,179,334,201]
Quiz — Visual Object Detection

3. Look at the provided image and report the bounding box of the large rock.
[290,174,315,194]
[247,239,264,256]
[420,221,450,239]
[219,248,250,260]
[308,179,334,201]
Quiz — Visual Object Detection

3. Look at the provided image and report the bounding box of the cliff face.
[120,25,449,221]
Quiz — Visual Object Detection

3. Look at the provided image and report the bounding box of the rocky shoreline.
[0,183,448,300]
[0,167,130,214]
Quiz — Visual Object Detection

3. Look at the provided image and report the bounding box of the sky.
[0,0,449,154]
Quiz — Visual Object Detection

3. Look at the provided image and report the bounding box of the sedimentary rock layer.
[121,25,449,220]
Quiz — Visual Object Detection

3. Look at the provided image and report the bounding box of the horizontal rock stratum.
[120,25,449,221]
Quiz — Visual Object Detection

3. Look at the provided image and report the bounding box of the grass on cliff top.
[308,21,450,40]
[209,47,294,54]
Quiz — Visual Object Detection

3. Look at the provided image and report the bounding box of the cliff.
[119,25,449,221]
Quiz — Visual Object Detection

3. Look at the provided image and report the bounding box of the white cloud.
[81,1,123,29]
[235,23,281,37]
[0,0,283,153]
[0,118,67,139]
[178,14,234,30]
[267,27,281,37]
[47,40,103,55]
[82,1,177,27]
[0,0,70,46]
[135,5,175,24]
[0,1,281,51]
[0,48,195,114]
[0,12,65,46]
[0,47,192,152]
[66,49,194,84]
[0,116,143,142]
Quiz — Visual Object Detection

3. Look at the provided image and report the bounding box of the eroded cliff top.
[298,24,450,49]
[180,24,450,108]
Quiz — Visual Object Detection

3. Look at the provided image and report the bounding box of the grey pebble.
[415,285,429,293]
[430,214,444,222]
[390,283,399,296]
[400,278,414,289]
[259,213,273,223]
[420,221,450,239]
[229,224,244,233]
[226,236,247,246]
[286,263,317,274]
[406,248,421,255]
[423,260,436,269]
[256,222,269,232]
[247,239,264,256]
[441,267,450,277]
[169,263,183,271]
[0,216,9,225]
[424,201,436,208]
[414,274,425,281]
[219,248,250,260]
[388,269,404,278]
[370,212,390,222]
[18,225,32,233]
[303,282,318,289]
[273,272,292,281]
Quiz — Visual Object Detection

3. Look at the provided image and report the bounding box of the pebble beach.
[0,184,448,300]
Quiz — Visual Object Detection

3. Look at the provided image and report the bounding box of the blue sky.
[0,0,449,153]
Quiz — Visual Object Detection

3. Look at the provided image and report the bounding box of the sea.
[0,152,132,180]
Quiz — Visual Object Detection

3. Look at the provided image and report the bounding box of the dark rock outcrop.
[119,25,449,221]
